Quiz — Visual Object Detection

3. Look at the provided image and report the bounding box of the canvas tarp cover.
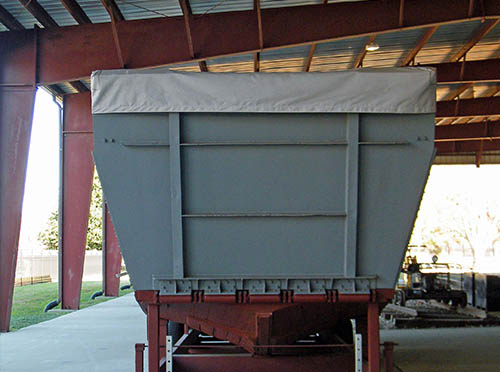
[91,67,436,114]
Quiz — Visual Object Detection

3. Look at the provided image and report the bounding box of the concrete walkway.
[1,295,500,372]
[0,294,146,372]
[381,327,500,372]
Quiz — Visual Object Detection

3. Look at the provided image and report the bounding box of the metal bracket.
[355,333,363,372]
[351,319,363,372]
[166,335,173,372]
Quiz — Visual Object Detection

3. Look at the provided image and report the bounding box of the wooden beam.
[3,0,500,85]
[303,43,316,72]
[353,35,376,68]
[400,26,437,66]
[449,18,500,62]
[60,0,92,25]
[101,0,124,22]
[18,0,58,28]
[0,4,25,30]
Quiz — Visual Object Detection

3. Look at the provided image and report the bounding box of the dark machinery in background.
[464,273,500,311]
[394,256,468,307]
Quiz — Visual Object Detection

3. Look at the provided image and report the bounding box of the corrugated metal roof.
[417,20,484,64]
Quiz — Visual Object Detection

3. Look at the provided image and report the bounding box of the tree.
[411,192,500,269]
[38,171,103,250]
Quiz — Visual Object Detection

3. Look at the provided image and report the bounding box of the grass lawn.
[10,281,133,331]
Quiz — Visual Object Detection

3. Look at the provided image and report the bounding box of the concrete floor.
[1,294,499,372]
[381,327,500,372]
[0,294,146,372]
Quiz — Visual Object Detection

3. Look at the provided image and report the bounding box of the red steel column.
[60,92,94,309]
[367,302,380,372]
[147,304,160,372]
[102,202,122,297]
[0,30,37,332]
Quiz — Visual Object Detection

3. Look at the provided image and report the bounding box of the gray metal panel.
[93,111,435,292]
[181,113,347,142]
[183,217,346,277]
[182,145,347,213]
[169,113,184,279]
[357,113,435,288]
[93,113,173,290]
[344,114,359,277]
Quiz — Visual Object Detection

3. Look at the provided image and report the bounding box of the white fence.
[15,250,104,283]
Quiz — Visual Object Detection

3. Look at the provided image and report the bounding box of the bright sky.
[17,90,500,257]
[19,88,60,254]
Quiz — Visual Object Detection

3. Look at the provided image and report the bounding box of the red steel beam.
[1,0,499,85]
[303,43,315,72]
[435,120,500,141]
[100,0,124,22]
[400,26,438,66]
[436,139,500,153]
[367,302,380,372]
[102,203,122,297]
[426,58,500,84]
[449,18,500,62]
[0,30,37,333]
[61,92,94,309]
[0,86,36,332]
[435,120,500,153]
[353,34,376,68]
[436,96,500,118]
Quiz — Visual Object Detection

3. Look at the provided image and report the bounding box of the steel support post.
[160,319,168,360]
[367,302,380,372]
[147,303,160,372]
[102,202,121,297]
[0,30,37,332]
[383,342,395,372]
[60,92,94,309]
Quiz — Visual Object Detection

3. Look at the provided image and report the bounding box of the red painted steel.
[136,289,392,371]
[173,353,356,372]
[0,86,36,332]
[135,343,145,372]
[147,303,160,372]
[103,203,121,297]
[159,319,167,360]
[436,96,500,118]
[383,342,395,372]
[435,120,500,141]
[367,302,380,372]
[0,32,36,85]
[426,58,500,84]
[0,1,498,85]
[61,92,94,309]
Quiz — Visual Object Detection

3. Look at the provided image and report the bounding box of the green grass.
[10,281,133,331]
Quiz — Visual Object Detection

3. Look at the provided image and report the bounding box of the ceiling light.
[365,43,380,52]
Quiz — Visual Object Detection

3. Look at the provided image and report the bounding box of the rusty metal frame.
[0,0,498,85]
[0,28,37,332]
[135,289,393,372]
[60,92,94,309]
